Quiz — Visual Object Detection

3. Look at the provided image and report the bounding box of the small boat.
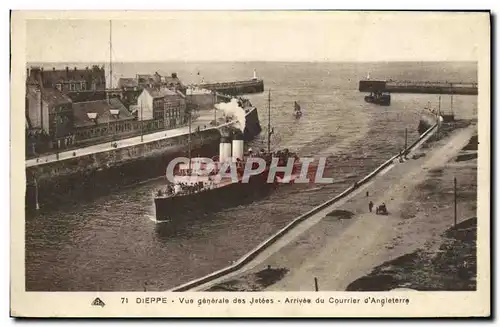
[294,101,303,118]
[364,91,391,106]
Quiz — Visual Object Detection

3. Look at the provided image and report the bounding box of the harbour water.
[25,61,477,291]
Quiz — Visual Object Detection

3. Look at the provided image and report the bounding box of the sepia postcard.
[10,10,490,318]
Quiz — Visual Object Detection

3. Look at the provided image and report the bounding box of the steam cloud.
[215,98,246,132]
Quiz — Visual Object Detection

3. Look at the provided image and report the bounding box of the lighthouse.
[252,69,257,80]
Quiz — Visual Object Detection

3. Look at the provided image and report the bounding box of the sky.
[25,11,486,63]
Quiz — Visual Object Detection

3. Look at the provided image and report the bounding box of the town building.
[72,98,137,145]
[186,87,217,110]
[137,87,187,128]
[118,72,186,109]
[26,83,75,154]
[28,65,106,93]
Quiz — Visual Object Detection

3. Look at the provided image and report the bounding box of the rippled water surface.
[26,61,477,291]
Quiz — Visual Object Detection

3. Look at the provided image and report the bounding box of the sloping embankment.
[346,127,478,291]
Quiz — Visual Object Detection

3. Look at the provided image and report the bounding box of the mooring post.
[454,177,457,228]
[34,176,40,211]
[314,277,319,292]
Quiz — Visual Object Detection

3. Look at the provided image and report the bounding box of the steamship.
[152,90,318,222]
[417,96,454,135]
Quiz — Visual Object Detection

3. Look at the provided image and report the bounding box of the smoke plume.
[215,98,246,132]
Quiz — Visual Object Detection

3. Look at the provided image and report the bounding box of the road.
[182,124,476,291]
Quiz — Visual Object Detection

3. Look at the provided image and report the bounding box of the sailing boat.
[294,101,303,119]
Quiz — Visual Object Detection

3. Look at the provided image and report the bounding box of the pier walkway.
[359,79,478,95]
[26,111,230,168]
[179,124,476,292]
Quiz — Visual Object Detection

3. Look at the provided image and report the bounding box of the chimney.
[171,73,177,79]
[231,130,244,162]
[74,67,77,71]
[219,136,232,163]
[65,66,69,76]
[53,67,56,71]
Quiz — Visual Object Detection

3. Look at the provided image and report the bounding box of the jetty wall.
[197,79,264,96]
[359,80,478,95]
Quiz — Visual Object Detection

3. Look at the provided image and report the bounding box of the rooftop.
[118,78,139,89]
[72,98,134,128]
[144,87,177,98]
[41,88,73,106]
[28,65,105,87]
[26,86,73,106]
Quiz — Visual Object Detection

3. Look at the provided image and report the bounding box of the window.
[55,84,62,91]
[81,82,86,90]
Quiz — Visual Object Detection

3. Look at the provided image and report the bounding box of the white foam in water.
[146,215,170,224]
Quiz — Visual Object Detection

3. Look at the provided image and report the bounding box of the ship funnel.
[219,136,232,163]
[232,131,244,162]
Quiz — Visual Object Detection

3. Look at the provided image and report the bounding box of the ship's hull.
[154,172,274,222]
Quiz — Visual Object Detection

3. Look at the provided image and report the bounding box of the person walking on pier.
[369,201,374,213]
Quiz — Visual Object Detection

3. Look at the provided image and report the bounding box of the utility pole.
[454,177,457,228]
[267,89,271,153]
[436,95,441,140]
[404,128,408,154]
[55,112,59,160]
[140,102,143,142]
[188,98,192,170]
[451,94,454,117]
[213,91,217,124]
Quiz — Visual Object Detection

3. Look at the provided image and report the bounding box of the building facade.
[72,98,137,145]
[137,87,187,128]
[26,83,75,155]
[117,72,186,108]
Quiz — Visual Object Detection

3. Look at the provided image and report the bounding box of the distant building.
[137,87,186,128]
[27,65,107,93]
[186,87,217,110]
[118,72,186,109]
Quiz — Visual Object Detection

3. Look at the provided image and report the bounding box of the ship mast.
[188,95,192,170]
[267,89,271,153]
[109,20,113,92]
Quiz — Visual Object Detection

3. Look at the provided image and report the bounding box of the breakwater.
[25,107,262,211]
[359,79,477,95]
[196,79,264,96]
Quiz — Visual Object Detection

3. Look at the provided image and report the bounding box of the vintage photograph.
[11,10,490,317]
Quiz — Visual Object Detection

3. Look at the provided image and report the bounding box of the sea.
[25,61,477,291]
